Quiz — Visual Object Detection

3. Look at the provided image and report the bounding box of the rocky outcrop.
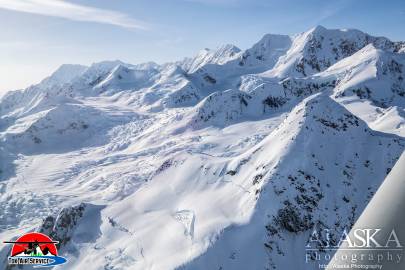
[39,203,87,247]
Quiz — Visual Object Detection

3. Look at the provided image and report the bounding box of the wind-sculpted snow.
[0,26,405,270]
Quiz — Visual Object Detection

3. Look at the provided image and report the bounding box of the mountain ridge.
[0,25,404,270]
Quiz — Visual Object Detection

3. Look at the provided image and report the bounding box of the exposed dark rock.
[39,203,86,248]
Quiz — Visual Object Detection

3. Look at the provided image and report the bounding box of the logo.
[4,232,67,268]
[305,228,403,269]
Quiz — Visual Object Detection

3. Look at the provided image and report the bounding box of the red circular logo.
[10,232,58,257]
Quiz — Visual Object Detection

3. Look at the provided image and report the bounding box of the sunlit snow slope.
[1,26,404,270]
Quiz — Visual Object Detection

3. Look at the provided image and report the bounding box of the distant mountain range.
[0,26,404,270]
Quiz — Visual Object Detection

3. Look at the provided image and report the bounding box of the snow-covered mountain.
[1,26,404,270]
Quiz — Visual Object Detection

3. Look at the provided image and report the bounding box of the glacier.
[0,26,405,270]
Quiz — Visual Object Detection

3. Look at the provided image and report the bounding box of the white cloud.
[0,0,147,29]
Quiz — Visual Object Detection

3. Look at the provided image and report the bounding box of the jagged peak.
[53,63,88,74]
[250,33,292,49]
[268,25,396,78]
[308,25,328,35]
[111,63,131,73]
[133,61,160,70]
[294,93,366,133]
[86,60,128,72]
[41,64,87,86]
[206,44,241,60]
[237,33,292,70]
[186,44,241,73]
[322,44,379,72]
[194,44,240,56]
[302,25,366,39]
[218,43,241,51]
[321,43,404,78]
[98,64,133,84]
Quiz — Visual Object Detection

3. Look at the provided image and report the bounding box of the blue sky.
[1,0,404,92]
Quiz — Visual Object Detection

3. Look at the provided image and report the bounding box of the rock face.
[39,203,87,247]
[328,44,405,107]
[0,26,405,270]
[180,94,404,270]
[270,26,400,78]
[183,44,242,73]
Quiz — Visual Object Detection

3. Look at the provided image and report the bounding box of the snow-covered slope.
[0,26,404,270]
[267,26,401,78]
[42,64,88,86]
[182,44,242,73]
[323,44,405,136]
[238,34,292,69]
[180,93,404,270]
